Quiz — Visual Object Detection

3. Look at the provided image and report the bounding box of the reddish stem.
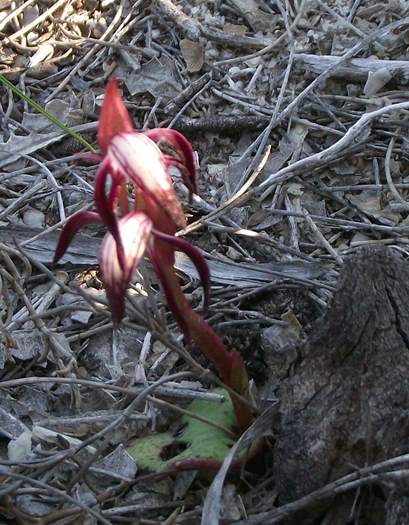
[137,196,254,430]
[157,255,253,431]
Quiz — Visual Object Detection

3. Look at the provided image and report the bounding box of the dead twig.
[154,0,202,40]
[259,101,409,199]
[294,54,409,83]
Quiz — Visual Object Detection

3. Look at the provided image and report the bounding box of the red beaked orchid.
[53,78,254,432]
[53,78,204,328]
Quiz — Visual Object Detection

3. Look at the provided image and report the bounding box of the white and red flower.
[54,78,209,327]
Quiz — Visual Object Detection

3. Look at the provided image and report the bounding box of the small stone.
[8,430,32,462]
[70,310,93,324]
[23,208,44,228]
[26,31,39,45]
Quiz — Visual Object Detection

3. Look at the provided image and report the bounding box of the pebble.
[23,208,45,229]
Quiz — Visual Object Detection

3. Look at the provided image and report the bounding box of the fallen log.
[274,246,409,523]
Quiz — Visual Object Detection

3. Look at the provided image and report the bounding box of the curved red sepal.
[98,77,134,153]
[153,230,210,313]
[144,128,197,201]
[53,211,102,265]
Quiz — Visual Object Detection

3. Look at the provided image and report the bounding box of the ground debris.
[2,0,409,521]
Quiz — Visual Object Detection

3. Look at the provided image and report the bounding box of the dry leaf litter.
[1,0,409,522]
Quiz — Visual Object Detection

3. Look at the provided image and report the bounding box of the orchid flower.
[53,78,254,431]
[53,78,206,327]
[70,211,209,330]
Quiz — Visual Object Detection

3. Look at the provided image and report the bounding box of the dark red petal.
[53,211,102,264]
[153,230,210,313]
[94,158,125,269]
[143,128,197,201]
[98,77,134,154]
[162,155,196,202]
[148,247,191,345]
[100,212,152,325]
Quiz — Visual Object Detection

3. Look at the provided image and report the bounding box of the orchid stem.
[158,262,254,431]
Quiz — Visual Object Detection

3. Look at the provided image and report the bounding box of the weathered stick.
[295,53,409,84]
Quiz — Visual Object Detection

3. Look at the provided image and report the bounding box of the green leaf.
[127,388,244,472]
[0,74,96,153]
[127,432,175,472]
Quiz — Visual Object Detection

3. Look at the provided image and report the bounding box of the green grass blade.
[0,74,96,153]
